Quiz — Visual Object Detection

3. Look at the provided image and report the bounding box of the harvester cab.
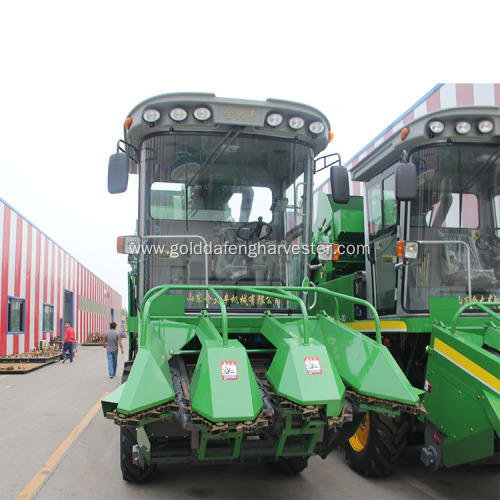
[103,93,423,482]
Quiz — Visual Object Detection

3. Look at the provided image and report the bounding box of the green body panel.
[262,313,345,417]
[117,346,175,415]
[312,276,357,321]
[315,314,422,405]
[190,339,263,421]
[423,319,500,467]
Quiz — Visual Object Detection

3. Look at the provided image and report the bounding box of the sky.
[1,0,498,306]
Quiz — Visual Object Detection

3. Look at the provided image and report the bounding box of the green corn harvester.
[103,93,423,481]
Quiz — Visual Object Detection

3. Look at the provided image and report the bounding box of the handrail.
[451,302,500,334]
[417,240,472,298]
[140,285,382,346]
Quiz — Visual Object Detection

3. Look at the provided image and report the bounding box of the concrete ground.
[1,341,498,500]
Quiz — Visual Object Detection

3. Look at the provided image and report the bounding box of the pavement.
[0,340,498,500]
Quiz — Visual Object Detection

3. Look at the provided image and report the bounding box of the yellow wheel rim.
[349,412,370,452]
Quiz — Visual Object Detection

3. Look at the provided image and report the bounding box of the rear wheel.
[268,456,309,475]
[345,411,408,477]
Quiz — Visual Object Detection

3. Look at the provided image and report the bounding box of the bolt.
[440,425,444,429]
[470,428,474,432]
[458,390,461,395]
[169,350,174,354]
[477,395,481,399]
[453,435,456,439]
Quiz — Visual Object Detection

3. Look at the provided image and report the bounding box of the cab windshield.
[404,144,500,311]
[139,132,314,310]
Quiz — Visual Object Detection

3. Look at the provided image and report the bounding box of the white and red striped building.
[314,83,500,201]
[0,197,122,356]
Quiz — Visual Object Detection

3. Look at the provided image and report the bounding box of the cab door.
[366,172,398,315]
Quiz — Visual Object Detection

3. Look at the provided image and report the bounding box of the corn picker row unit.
[311,103,500,475]
[103,93,423,482]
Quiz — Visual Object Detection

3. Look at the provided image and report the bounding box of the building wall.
[0,198,122,356]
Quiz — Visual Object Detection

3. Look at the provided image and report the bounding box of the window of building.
[43,304,54,332]
[8,297,25,333]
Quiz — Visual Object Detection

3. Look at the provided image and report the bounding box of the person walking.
[103,322,124,378]
[62,321,76,363]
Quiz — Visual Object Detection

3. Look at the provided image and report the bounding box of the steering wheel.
[237,217,272,242]
[476,228,500,251]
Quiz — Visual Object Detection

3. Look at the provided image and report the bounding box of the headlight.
[169,108,188,122]
[478,119,493,134]
[266,113,283,127]
[455,121,471,135]
[309,121,325,134]
[289,116,305,130]
[397,241,419,259]
[194,107,212,121]
[428,120,444,134]
[143,109,161,123]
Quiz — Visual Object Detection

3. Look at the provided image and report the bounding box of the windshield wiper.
[462,146,500,191]
[187,126,243,187]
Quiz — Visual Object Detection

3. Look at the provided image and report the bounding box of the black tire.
[267,456,309,475]
[120,426,156,482]
[345,411,408,477]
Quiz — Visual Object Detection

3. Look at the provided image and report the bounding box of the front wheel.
[120,426,156,482]
[345,412,408,477]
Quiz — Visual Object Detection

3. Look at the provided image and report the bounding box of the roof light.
[309,121,325,134]
[266,113,283,127]
[194,107,212,121]
[169,108,188,122]
[455,121,471,135]
[125,117,132,130]
[428,120,444,134]
[143,109,161,123]
[478,119,494,134]
[289,116,304,130]
[401,127,410,140]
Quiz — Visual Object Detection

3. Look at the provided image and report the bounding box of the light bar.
[428,120,444,134]
[289,116,305,130]
[266,113,283,127]
[309,121,325,135]
[169,108,188,122]
[194,107,212,121]
[455,121,471,135]
[143,109,161,123]
[478,119,493,134]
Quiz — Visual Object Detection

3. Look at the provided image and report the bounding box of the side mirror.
[330,165,350,204]
[108,153,129,194]
[395,161,417,201]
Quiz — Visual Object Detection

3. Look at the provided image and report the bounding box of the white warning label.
[221,361,238,381]
[304,357,323,375]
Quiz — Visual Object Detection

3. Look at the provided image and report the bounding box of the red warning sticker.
[304,357,323,375]
[221,361,238,381]
[424,380,432,393]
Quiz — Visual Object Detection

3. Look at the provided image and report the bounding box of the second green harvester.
[311,85,499,475]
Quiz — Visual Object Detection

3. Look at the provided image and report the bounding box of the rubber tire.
[267,456,309,475]
[120,426,157,482]
[345,411,408,477]
[119,360,156,482]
